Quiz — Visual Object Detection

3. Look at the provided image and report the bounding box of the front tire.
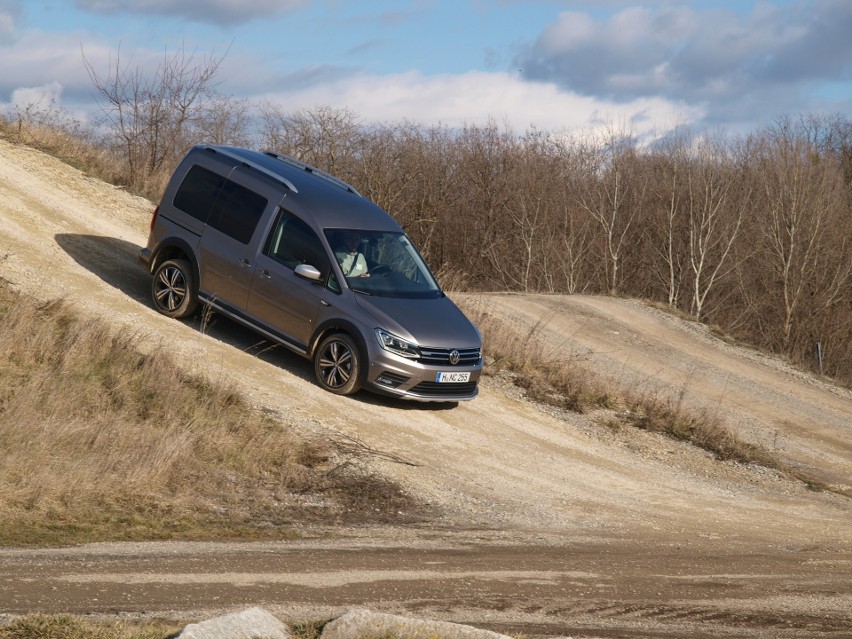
[151,258,198,318]
[314,333,361,395]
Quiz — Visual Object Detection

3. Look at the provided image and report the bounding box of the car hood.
[355,294,481,349]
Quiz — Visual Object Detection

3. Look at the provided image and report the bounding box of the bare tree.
[258,104,361,175]
[489,183,543,292]
[684,138,748,320]
[365,124,455,263]
[451,121,517,288]
[750,119,846,353]
[556,200,594,295]
[83,45,225,194]
[194,94,253,147]
[647,132,690,308]
[487,132,559,292]
[354,122,421,213]
[576,127,644,294]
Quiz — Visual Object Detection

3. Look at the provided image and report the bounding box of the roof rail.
[204,146,299,194]
[264,151,361,196]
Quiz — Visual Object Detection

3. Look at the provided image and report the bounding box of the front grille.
[410,381,479,397]
[418,346,481,366]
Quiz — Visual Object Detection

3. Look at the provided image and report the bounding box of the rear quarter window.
[173,165,226,223]
[206,179,268,244]
[174,164,269,244]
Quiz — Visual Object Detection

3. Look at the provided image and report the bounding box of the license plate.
[436,371,470,384]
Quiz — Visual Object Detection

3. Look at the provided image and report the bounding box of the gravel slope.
[1,139,850,637]
[476,293,852,495]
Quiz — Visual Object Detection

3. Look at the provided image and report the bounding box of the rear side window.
[206,180,268,244]
[173,165,225,223]
[173,165,268,244]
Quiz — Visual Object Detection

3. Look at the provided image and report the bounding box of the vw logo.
[449,350,460,365]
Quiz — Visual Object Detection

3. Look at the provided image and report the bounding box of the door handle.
[239,258,251,268]
[259,269,271,279]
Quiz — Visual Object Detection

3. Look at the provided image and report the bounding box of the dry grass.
[619,388,771,464]
[460,297,614,412]
[0,615,179,639]
[0,283,423,546]
[0,109,123,186]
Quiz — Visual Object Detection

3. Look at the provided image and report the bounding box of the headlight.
[375,329,420,359]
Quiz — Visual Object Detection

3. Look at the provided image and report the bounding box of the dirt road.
[2,531,851,639]
[1,139,850,637]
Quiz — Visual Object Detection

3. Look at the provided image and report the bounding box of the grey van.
[139,145,482,401]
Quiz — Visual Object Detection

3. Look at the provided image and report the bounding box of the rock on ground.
[176,608,516,639]
[320,608,514,639]
[176,607,289,639]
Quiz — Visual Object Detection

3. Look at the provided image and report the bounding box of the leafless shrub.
[83,44,227,198]
[258,103,362,175]
[434,266,471,293]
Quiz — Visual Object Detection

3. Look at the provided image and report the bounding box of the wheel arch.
[150,238,200,286]
[310,319,370,378]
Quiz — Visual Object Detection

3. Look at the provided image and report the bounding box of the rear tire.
[314,333,361,395]
[151,258,198,318]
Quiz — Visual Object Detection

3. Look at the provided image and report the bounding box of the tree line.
[325,113,851,384]
[5,48,850,383]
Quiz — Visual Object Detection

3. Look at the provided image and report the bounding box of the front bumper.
[364,349,482,402]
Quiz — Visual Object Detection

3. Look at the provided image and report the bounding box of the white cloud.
[9,81,63,109]
[0,81,69,121]
[0,8,702,138]
[256,70,703,137]
[539,11,594,52]
[0,29,103,102]
[516,0,852,127]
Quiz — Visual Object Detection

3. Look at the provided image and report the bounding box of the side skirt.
[197,292,309,358]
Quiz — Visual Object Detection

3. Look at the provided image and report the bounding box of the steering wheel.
[368,264,391,276]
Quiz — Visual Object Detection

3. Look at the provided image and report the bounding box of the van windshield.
[325,229,442,299]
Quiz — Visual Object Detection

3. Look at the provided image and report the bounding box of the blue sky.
[1,1,850,137]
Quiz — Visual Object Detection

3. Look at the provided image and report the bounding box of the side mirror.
[295,263,323,282]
